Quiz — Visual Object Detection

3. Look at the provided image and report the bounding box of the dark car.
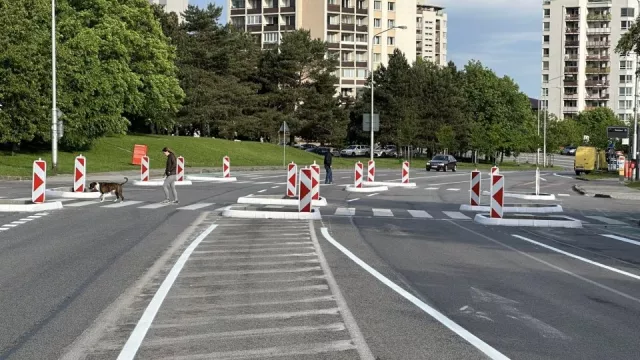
[426,154,457,172]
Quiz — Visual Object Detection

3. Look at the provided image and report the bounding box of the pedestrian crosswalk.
[34,199,222,211]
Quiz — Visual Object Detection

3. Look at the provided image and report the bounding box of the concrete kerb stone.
[473,213,582,228]
[132,179,193,186]
[237,195,327,207]
[459,203,563,213]
[0,199,63,212]
[45,187,113,199]
[222,205,322,220]
[482,190,556,200]
[572,184,640,199]
[345,185,388,193]
[362,181,417,188]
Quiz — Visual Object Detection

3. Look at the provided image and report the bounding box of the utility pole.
[51,0,58,171]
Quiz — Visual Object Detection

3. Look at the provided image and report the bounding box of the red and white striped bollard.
[354,162,363,188]
[287,162,297,197]
[74,154,86,192]
[470,170,481,206]
[140,156,150,182]
[299,167,312,213]
[402,161,410,183]
[223,156,230,178]
[491,166,499,176]
[367,160,375,182]
[176,156,185,181]
[490,174,504,218]
[311,162,320,201]
[32,158,46,204]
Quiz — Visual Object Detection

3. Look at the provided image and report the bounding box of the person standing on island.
[324,149,333,184]
[162,147,179,204]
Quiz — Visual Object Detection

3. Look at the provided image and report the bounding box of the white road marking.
[116,224,218,360]
[320,228,510,360]
[446,188,460,191]
[137,203,170,209]
[27,215,42,219]
[0,228,8,231]
[19,218,34,221]
[255,182,274,184]
[366,193,379,197]
[428,178,491,187]
[408,210,432,218]
[213,206,232,212]
[177,202,214,210]
[512,234,640,281]
[372,208,393,217]
[346,198,359,202]
[264,205,285,209]
[2,224,18,227]
[443,211,471,220]
[557,193,570,197]
[11,221,27,224]
[335,208,355,216]
[585,216,626,225]
[601,234,640,247]
[257,189,267,193]
[101,201,144,208]
[35,213,48,216]
[425,187,439,190]
[553,173,574,179]
[65,200,99,207]
[271,186,280,189]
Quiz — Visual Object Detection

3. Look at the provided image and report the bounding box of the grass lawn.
[0,134,559,177]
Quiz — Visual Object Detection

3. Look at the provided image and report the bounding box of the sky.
[190,0,541,98]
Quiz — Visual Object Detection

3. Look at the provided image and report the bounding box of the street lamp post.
[369,25,407,161]
[51,0,58,171]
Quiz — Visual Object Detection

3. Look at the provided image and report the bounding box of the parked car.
[426,154,457,172]
[561,146,577,156]
[311,147,340,157]
[340,145,369,157]
[374,145,397,158]
[298,144,317,151]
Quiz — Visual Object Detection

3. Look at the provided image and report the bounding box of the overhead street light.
[369,25,407,161]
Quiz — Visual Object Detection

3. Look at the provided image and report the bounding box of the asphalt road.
[0,166,639,359]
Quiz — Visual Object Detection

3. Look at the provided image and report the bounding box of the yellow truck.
[574,146,608,175]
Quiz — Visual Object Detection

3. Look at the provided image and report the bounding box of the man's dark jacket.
[324,151,332,166]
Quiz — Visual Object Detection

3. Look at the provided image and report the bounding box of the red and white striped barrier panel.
[74,155,86,192]
[32,159,46,204]
[402,161,410,183]
[490,174,504,219]
[311,162,320,201]
[176,156,185,181]
[491,166,499,175]
[140,155,150,182]
[367,160,375,182]
[223,156,230,178]
[354,162,363,188]
[470,170,481,206]
[299,167,312,213]
[287,162,297,197]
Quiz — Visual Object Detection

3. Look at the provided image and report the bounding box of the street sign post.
[607,126,629,139]
[280,121,289,167]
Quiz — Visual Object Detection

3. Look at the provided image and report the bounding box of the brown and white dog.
[89,177,128,202]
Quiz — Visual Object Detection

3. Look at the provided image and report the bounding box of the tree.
[435,124,457,153]
[577,107,625,149]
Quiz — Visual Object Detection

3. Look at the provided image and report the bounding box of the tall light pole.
[51,0,58,171]
[369,25,407,161]
[634,0,640,180]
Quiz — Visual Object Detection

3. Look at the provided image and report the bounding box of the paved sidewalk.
[573,183,640,200]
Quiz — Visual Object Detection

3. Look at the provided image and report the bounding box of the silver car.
[340,145,369,157]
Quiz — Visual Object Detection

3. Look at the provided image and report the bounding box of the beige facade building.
[149,0,189,19]
[415,2,447,65]
[228,0,447,97]
[542,0,639,122]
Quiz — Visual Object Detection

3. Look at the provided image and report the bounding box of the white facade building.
[149,0,189,19]
[415,2,447,65]
[542,0,639,122]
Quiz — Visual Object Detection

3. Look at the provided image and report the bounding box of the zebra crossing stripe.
[372,209,393,217]
[408,210,432,218]
[442,211,471,220]
[138,203,171,209]
[65,200,100,207]
[335,208,355,216]
[177,203,214,210]
[101,201,144,208]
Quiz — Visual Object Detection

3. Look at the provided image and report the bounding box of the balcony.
[563,106,579,112]
[342,23,354,31]
[264,24,279,31]
[566,14,580,20]
[230,8,245,15]
[328,4,340,12]
[263,6,279,13]
[356,25,367,32]
[356,7,368,14]
[587,0,612,7]
[565,54,580,60]
[586,13,612,21]
[341,5,355,13]
[280,24,296,31]
[585,80,609,86]
[565,40,580,47]
[564,66,579,73]
[247,8,262,14]
[564,93,579,98]
[587,27,610,34]
[586,41,610,47]
[565,27,580,33]
[328,23,340,30]
[586,93,610,99]
[585,67,610,73]
[564,79,578,86]
[586,54,609,60]
[280,6,295,13]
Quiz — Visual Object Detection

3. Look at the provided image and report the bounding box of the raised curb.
[473,214,582,228]
[186,175,238,182]
[132,180,193,186]
[482,190,556,200]
[459,204,563,213]
[345,185,388,193]
[237,196,327,207]
[363,181,417,188]
[222,208,322,220]
[45,187,112,199]
[0,201,63,212]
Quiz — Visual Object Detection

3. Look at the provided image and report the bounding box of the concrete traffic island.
[0,199,63,212]
[482,190,556,201]
[460,203,563,213]
[132,179,193,186]
[45,187,113,199]
[186,174,237,182]
[363,181,417,188]
[237,195,327,207]
[345,185,388,193]
[222,204,322,220]
[474,213,582,228]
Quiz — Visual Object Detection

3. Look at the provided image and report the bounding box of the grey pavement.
[1,167,640,359]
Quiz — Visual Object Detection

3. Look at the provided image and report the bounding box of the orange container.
[131,144,148,165]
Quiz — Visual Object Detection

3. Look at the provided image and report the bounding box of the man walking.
[161,147,179,204]
[324,150,333,184]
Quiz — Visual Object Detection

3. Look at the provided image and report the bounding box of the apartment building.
[149,0,189,19]
[542,0,639,122]
[415,2,447,65]
[230,1,447,97]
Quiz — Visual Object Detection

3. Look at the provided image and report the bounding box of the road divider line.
[346,198,359,202]
[512,234,640,281]
[116,223,218,360]
[601,234,640,247]
[366,193,379,197]
[320,228,511,360]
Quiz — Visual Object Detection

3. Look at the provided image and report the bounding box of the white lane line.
[585,216,626,225]
[271,186,280,189]
[65,200,99,207]
[35,213,48,216]
[2,224,18,228]
[512,235,640,281]
[27,215,42,219]
[446,188,460,191]
[601,234,640,248]
[102,201,144,208]
[428,178,491,187]
[553,173,574,179]
[11,221,27,224]
[177,203,214,210]
[372,208,393,217]
[408,210,432,218]
[138,203,171,209]
[443,211,471,220]
[335,208,356,216]
[116,223,218,360]
[19,218,34,221]
[0,228,9,231]
[366,193,379,197]
[346,198,359,202]
[257,189,267,193]
[425,187,439,190]
[557,194,570,197]
[255,182,274,185]
[320,228,510,360]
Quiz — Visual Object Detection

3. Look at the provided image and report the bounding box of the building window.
[388,1,395,11]
[329,15,339,25]
[619,87,633,96]
[341,51,353,61]
[542,61,549,70]
[619,113,629,121]
[356,52,367,62]
[620,60,633,69]
[342,0,352,8]
[544,9,550,18]
[622,21,633,30]
[327,33,338,42]
[263,32,279,43]
[543,48,549,57]
[356,34,367,43]
[388,19,395,28]
[543,35,549,43]
[622,8,635,17]
[283,15,295,26]
[342,68,355,78]
[342,15,354,24]
[620,75,633,83]
[341,33,354,42]
[357,69,368,78]
[542,74,549,83]
[232,0,245,9]
[373,53,381,62]
[387,36,395,45]
[246,15,261,25]
[619,100,633,109]
[543,22,550,31]
[374,18,381,28]
[374,1,381,10]
[356,16,366,26]
[542,88,549,96]
[374,36,381,44]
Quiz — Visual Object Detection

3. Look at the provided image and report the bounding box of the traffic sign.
[363,113,379,132]
[607,126,629,139]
